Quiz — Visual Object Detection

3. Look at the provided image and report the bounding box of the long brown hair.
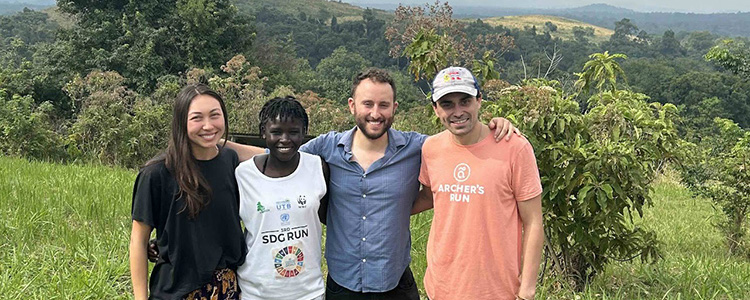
[146,83,229,219]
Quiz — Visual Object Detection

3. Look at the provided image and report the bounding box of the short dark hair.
[258,96,309,134]
[350,68,397,101]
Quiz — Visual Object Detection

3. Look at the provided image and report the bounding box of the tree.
[610,18,639,45]
[385,1,512,92]
[572,26,594,44]
[682,118,750,255]
[330,15,338,32]
[385,1,476,79]
[575,51,628,95]
[56,0,255,92]
[544,21,558,33]
[658,30,684,57]
[314,46,370,104]
[0,89,66,161]
[705,39,750,78]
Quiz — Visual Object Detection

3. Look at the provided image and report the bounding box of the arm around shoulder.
[223,140,265,162]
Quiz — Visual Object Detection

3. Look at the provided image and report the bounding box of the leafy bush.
[0,89,66,161]
[482,80,681,289]
[682,118,750,255]
[65,71,170,167]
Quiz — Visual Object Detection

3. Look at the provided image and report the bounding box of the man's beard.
[355,115,393,140]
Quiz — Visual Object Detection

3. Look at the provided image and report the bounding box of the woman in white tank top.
[234,97,329,300]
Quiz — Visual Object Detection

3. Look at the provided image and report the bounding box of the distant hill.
[554,4,750,37]
[478,15,613,43]
[234,0,390,22]
[392,3,750,37]
[0,2,52,15]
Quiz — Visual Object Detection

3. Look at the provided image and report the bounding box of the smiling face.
[348,78,398,140]
[262,117,305,162]
[186,94,225,158]
[433,92,482,138]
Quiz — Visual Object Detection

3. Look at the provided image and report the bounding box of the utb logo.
[453,163,471,182]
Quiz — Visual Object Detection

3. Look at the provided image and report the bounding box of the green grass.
[2,156,749,299]
[0,156,135,298]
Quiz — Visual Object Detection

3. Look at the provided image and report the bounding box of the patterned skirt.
[182,268,240,300]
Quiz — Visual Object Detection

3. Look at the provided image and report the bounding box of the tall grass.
[2,156,749,299]
[0,156,135,299]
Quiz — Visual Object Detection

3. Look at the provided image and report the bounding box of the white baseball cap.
[431,67,481,102]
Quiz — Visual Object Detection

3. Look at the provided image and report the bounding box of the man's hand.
[488,117,522,142]
[517,288,535,300]
[147,239,158,263]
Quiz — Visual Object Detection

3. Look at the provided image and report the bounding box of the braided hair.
[258,96,309,134]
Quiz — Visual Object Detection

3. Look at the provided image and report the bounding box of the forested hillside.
[442,3,750,38]
[1,0,748,163]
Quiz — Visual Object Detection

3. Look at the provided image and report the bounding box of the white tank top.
[235,152,326,300]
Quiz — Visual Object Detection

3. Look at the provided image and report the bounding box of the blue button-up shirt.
[300,127,427,292]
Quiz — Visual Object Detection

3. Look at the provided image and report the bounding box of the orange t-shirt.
[418,130,542,300]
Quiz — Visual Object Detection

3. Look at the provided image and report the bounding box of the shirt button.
[362,237,366,241]
[362,174,367,178]
[362,194,366,198]
[362,216,367,220]
[362,259,367,263]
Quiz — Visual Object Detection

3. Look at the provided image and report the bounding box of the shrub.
[65,71,170,167]
[0,89,66,161]
[682,118,750,255]
[482,80,681,289]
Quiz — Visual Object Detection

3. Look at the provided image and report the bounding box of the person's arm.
[130,220,153,300]
[411,184,434,215]
[318,159,330,225]
[488,117,523,142]
[223,140,265,162]
[516,195,544,300]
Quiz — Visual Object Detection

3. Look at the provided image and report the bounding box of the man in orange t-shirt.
[413,67,544,300]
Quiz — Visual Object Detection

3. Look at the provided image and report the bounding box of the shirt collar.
[337,127,407,153]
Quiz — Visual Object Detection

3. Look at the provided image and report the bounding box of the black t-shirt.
[131,147,247,299]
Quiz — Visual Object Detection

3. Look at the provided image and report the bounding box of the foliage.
[402,28,455,83]
[682,118,750,255]
[483,79,680,289]
[0,89,66,161]
[385,1,472,63]
[65,71,170,167]
[705,39,750,78]
[574,51,627,95]
[205,55,267,134]
[313,46,370,104]
[296,90,353,135]
[387,1,513,95]
[56,0,255,92]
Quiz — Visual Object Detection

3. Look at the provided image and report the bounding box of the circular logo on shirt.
[453,163,471,182]
[274,245,305,278]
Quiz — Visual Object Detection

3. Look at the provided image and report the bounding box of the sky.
[346,0,749,13]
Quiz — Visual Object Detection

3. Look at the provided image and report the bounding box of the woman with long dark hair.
[130,84,247,300]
